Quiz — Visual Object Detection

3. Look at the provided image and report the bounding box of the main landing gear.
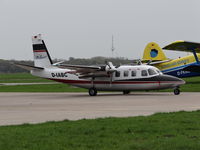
[174,88,180,95]
[89,88,97,96]
[123,90,130,95]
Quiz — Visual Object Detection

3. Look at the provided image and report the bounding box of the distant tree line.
[0,57,134,73]
[66,56,132,66]
[0,59,33,73]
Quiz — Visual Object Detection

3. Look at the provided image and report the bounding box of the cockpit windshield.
[156,69,162,74]
[148,68,157,75]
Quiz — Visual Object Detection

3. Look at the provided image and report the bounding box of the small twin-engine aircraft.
[142,41,200,78]
[15,34,185,96]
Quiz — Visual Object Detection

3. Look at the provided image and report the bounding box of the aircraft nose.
[171,76,185,85]
[160,75,185,86]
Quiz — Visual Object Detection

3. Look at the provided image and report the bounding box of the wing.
[142,59,171,65]
[163,41,200,53]
[56,64,109,78]
[56,64,101,73]
[147,60,172,65]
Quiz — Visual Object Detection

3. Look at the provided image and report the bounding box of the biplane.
[143,41,200,78]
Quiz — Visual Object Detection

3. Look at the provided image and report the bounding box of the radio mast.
[111,35,115,57]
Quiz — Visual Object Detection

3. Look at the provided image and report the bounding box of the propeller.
[105,61,117,86]
[105,61,117,73]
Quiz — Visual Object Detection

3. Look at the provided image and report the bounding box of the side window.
[141,70,148,76]
[124,71,129,77]
[131,70,137,77]
[148,68,157,75]
[115,71,120,77]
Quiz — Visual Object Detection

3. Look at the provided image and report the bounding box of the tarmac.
[0,92,200,126]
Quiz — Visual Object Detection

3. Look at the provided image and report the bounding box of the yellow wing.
[163,41,200,53]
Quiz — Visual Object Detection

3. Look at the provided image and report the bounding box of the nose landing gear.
[174,88,180,95]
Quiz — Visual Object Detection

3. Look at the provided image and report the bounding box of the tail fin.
[142,42,167,61]
[32,34,53,68]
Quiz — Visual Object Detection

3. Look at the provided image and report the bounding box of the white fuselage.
[31,65,185,91]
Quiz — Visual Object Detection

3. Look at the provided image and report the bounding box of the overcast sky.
[1,0,200,60]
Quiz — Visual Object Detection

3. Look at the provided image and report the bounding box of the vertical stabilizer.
[143,42,167,61]
[32,34,53,68]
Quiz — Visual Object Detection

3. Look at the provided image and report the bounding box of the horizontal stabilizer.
[183,64,200,73]
[163,41,200,53]
[14,63,44,71]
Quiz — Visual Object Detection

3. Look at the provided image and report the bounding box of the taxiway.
[0,92,199,125]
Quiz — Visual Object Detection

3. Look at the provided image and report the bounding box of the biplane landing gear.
[174,88,180,95]
[123,90,130,95]
[89,88,97,96]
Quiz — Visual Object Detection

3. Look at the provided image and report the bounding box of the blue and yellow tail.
[143,42,167,61]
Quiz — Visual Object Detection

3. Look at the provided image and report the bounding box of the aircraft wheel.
[89,88,97,96]
[123,91,130,95]
[174,88,180,95]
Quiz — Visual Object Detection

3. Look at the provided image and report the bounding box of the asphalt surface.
[0,92,200,126]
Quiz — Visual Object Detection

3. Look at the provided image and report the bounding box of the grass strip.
[0,73,52,83]
[1,111,200,150]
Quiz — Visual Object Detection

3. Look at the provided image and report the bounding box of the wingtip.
[163,40,185,49]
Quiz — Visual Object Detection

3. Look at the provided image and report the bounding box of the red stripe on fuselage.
[33,50,47,52]
[48,78,180,85]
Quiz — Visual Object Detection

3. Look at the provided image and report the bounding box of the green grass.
[1,111,200,150]
[0,73,52,83]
